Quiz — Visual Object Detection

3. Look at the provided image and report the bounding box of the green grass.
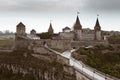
[0,39,15,47]
[75,45,120,78]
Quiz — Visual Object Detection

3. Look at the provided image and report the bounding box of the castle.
[15,15,119,49]
[58,16,102,40]
[13,15,120,80]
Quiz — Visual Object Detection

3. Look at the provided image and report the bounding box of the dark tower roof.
[48,22,54,34]
[63,27,71,30]
[49,23,53,30]
[73,15,82,30]
[17,22,25,27]
[95,18,100,27]
[94,18,101,31]
[31,29,36,32]
[30,29,36,35]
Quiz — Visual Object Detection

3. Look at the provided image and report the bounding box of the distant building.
[48,22,54,34]
[62,27,71,32]
[15,22,40,49]
[16,22,26,36]
[28,29,40,40]
[30,29,36,35]
[15,22,28,49]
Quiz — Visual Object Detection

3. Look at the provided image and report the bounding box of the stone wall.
[15,39,29,49]
[59,32,74,40]
[71,40,108,48]
[48,39,72,50]
[0,63,76,80]
[82,33,94,40]
[29,39,108,51]
[57,54,69,65]
[33,45,50,54]
[95,31,102,40]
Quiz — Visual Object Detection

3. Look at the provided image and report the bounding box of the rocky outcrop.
[0,49,76,80]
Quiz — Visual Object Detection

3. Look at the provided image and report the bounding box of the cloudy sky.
[0,0,120,33]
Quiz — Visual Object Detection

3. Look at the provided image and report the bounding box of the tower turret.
[73,15,82,40]
[73,15,82,30]
[15,22,27,49]
[30,29,36,35]
[16,22,26,35]
[48,22,54,34]
[94,18,102,40]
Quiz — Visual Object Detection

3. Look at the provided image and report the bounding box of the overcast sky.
[0,0,120,33]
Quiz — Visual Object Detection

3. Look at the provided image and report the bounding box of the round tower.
[15,22,28,49]
[94,18,102,40]
[73,15,82,40]
[16,22,26,35]
[48,22,54,34]
[30,29,36,35]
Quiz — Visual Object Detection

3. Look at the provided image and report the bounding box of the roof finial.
[50,20,52,23]
[97,14,99,18]
[77,11,80,16]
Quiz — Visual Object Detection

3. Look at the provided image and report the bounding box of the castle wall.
[59,32,74,40]
[71,40,108,48]
[15,40,29,49]
[95,31,102,40]
[48,39,72,50]
[76,30,82,40]
[82,33,94,40]
[33,45,50,54]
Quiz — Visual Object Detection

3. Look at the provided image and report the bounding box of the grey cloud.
[83,0,120,11]
[0,0,83,12]
[0,0,120,13]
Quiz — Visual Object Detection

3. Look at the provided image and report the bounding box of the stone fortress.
[15,15,120,50]
[59,15,101,40]
[12,15,120,80]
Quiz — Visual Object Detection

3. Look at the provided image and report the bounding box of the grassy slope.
[0,39,14,48]
[74,45,120,78]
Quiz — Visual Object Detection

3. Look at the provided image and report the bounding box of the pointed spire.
[74,15,82,30]
[94,17,101,31]
[95,18,100,27]
[48,21,54,34]
[76,15,80,25]
[49,22,53,31]
[49,22,53,29]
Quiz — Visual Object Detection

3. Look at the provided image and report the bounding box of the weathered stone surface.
[0,50,76,80]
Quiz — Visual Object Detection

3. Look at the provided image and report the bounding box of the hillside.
[72,44,120,78]
[0,49,76,80]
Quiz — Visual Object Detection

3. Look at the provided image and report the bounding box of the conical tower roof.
[49,23,53,30]
[95,18,100,27]
[94,18,101,31]
[74,15,82,30]
[48,22,54,34]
